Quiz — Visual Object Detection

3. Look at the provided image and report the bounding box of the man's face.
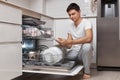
[67,9,80,22]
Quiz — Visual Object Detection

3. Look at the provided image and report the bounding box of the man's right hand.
[55,38,66,45]
[56,38,72,48]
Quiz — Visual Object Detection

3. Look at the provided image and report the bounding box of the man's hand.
[56,38,72,46]
[56,38,66,46]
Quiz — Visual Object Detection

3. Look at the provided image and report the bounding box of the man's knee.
[82,44,92,52]
[66,50,78,61]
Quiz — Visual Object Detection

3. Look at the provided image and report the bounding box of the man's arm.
[55,33,73,48]
[71,28,93,44]
[65,33,73,48]
[60,28,93,45]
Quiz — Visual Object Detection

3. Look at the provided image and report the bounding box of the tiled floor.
[13,69,120,80]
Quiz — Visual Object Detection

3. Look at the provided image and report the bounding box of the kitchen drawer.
[0,2,22,24]
[0,43,22,80]
[0,23,22,42]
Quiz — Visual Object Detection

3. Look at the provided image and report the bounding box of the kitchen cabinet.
[0,2,22,24]
[0,23,22,42]
[0,43,22,80]
[5,0,46,14]
[29,0,46,14]
[2,0,96,18]
[0,2,22,80]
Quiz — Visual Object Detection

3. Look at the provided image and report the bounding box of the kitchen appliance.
[97,0,120,70]
[22,16,83,76]
[23,45,76,71]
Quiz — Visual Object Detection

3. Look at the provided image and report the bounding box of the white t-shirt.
[68,19,92,51]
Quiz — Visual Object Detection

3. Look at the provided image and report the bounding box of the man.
[56,3,93,79]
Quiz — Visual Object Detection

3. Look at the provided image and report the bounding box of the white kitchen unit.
[0,2,22,80]
[5,0,46,14]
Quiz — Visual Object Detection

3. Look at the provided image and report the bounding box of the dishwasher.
[22,44,83,76]
[22,16,83,76]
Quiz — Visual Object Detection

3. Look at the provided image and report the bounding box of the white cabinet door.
[0,2,22,80]
[4,0,45,14]
[0,23,22,42]
[29,0,45,14]
[0,3,22,24]
[0,43,22,80]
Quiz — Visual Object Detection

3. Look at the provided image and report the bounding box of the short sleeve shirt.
[68,19,92,51]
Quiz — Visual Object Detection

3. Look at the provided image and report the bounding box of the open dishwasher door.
[22,63,83,76]
[22,45,83,76]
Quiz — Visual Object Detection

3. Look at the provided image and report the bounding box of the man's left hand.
[56,38,72,46]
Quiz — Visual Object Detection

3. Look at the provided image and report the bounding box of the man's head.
[66,3,81,22]
[66,3,80,12]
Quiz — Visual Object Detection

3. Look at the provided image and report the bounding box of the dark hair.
[66,3,80,12]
